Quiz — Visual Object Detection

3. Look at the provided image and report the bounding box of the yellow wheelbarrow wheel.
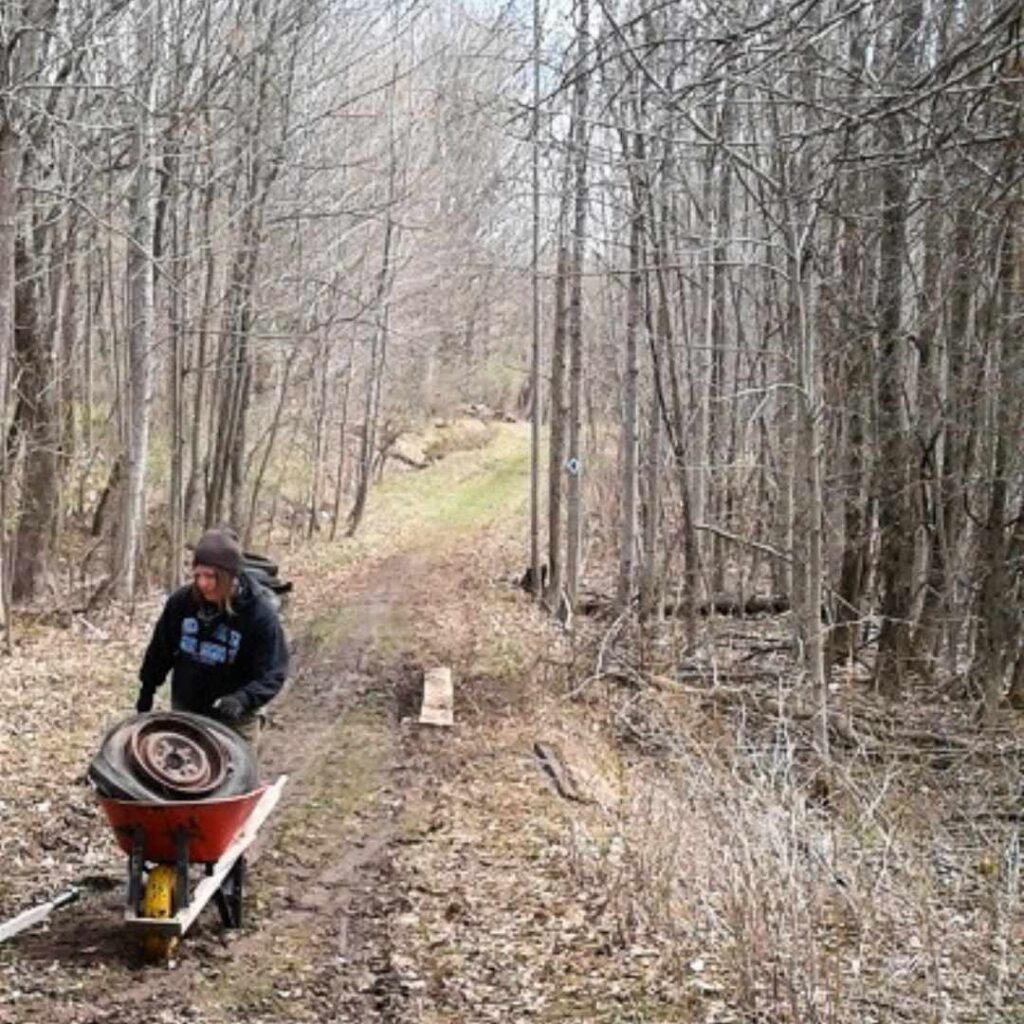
[140,864,179,961]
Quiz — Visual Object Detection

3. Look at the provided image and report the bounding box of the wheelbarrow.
[97,778,287,959]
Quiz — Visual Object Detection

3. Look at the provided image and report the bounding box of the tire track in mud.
[182,552,431,1023]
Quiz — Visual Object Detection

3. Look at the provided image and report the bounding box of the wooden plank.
[419,666,454,726]
[125,774,288,937]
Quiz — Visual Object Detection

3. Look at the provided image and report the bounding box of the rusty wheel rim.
[127,717,229,797]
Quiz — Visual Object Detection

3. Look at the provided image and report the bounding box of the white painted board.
[420,666,454,726]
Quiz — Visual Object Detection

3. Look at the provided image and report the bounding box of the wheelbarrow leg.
[174,827,190,910]
[211,856,245,929]
[126,827,144,916]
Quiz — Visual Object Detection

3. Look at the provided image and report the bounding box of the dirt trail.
[3,544,437,1023]
[3,424,688,1024]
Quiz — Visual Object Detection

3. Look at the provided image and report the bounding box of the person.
[135,527,288,747]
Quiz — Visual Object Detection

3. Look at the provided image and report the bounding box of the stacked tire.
[88,711,259,802]
[242,550,293,613]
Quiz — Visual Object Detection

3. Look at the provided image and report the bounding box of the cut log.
[572,591,790,620]
[420,667,454,726]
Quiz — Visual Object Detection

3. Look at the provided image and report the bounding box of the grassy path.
[0,418,539,1024]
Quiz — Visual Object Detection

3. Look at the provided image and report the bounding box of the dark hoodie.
[138,571,288,715]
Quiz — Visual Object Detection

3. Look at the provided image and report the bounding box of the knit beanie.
[192,528,243,576]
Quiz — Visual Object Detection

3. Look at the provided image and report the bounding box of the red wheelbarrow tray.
[98,786,268,863]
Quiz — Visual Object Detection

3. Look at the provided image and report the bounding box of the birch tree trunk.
[115,3,157,602]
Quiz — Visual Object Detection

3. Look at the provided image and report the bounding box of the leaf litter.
[0,424,1022,1022]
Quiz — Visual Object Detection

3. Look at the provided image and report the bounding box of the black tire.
[241,552,278,578]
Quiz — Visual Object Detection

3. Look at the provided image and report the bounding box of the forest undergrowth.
[554,607,1024,1022]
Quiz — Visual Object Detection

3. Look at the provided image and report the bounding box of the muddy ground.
[2,546,441,1022]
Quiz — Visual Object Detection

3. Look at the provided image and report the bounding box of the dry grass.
[421,418,496,461]
[558,614,1024,1023]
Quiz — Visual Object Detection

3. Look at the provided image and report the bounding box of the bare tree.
[564,0,591,612]
[115,1,157,601]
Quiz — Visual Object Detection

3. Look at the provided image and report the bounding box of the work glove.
[213,694,246,723]
[136,691,154,714]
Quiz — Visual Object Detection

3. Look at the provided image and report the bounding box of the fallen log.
[572,591,791,619]
[696,595,790,616]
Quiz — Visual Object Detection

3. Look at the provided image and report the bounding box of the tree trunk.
[793,262,828,755]
[972,194,1020,723]
[347,296,390,537]
[564,0,590,612]
[245,346,295,547]
[307,334,330,537]
[640,330,662,622]
[529,0,543,600]
[704,85,734,595]
[11,237,59,602]
[182,115,217,528]
[0,123,19,629]
[329,350,354,542]
[828,185,872,665]
[545,153,573,613]
[615,92,644,613]
[872,0,923,696]
[115,3,156,602]
[346,8,402,538]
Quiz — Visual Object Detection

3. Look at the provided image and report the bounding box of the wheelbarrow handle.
[0,886,80,944]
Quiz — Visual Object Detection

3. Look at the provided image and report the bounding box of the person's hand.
[136,691,153,714]
[213,694,245,723]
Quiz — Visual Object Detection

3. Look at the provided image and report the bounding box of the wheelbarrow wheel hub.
[127,717,229,797]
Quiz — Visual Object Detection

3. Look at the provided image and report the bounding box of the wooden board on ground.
[420,667,454,726]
